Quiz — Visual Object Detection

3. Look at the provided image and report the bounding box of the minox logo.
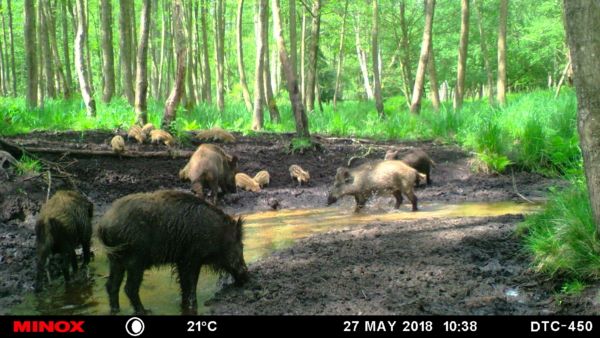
[13,320,85,333]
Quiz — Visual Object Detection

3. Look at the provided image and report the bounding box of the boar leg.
[405,189,418,211]
[393,190,404,209]
[354,195,367,213]
[82,240,91,266]
[209,180,220,205]
[177,262,201,314]
[124,265,147,315]
[106,260,126,314]
[426,172,431,185]
[35,249,50,292]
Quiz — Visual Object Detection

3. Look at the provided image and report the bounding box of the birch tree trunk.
[355,16,374,100]
[74,0,96,117]
[409,0,435,114]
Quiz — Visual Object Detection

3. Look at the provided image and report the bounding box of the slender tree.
[61,0,73,96]
[162,0,186,130]
[74,0,96,116]
[263,4,280,122]
[24,0,38,108]
[289,0,297,75]
[474,0,493,105]
[333,0,349,109]
[497,0,508,105]
[563,0,600,232]
[398,0,413,103]
[6,0,16,95]
[300,6,306,99]
[271,0,309,138]
[428,47,440,111]
[355,16,374,100]
[214,0,225,111]
[135,0,151,125]
[454,0,469,110]
[237,0,253,112]
[200,0,211,103]
[372,0,383,116]
[410,0,435,114]
[100,0,115,102]
[119,0,134,104]
[252,0,266,131]
[304,0,321,112]
[39,2,55,98]
[43,2,69,98]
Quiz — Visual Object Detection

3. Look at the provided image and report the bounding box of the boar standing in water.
[35,190,94,291]
[97,190,248,314]
[253,170,270,188]
[385,148,435,186]
[181,144,238,204]
[235,173,261,192]
[327,160,425,212]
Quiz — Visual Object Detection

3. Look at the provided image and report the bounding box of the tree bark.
[497,0,508,106]
[6,0,16,95]
[100,0,115,102]
[372,0,384,116]
[399,0,413,104]
[39,2,55,98]
[214,0,225,111]
[564,0,600,232]
[271,0,309,138]
[84,0,94,94]
[289,0,297,76]
[237,0,253,112]
[428,47,440,111]
[409,0,435,114]
[135,0,151,125]
[0,1,8,96]
[474,0,493,105]
[304,0,321,113]
[300,6,306,100]
[333,0,349,109]
[263,5,280,122]
[43,2,69,98]
[119,0,134,105]
[24,0,38,108]
[74,0,96,117]
[252,0,266,131]
[355,16,374,100]
[162,0,186,131]
[200,0,212,103]
[61,0,73,97]
[453,0,469,110]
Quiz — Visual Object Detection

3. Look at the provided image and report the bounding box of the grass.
[15,154,42,175]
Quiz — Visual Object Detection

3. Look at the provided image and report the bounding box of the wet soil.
[1,130,597,315]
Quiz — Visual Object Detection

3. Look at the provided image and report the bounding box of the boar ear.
[337,167,352,183]
[229,155,238,167]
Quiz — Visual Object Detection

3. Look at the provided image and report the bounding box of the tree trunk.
[289,0,297,76]
[271,0,309,138]
[453,0,469,110]
[355,16,374,101]
[252,0,266,131]
[84,0,94,94]
[24,0,38,108]
[119,0,134,105]
[39,2,55,98]
[497,0,508,106]
[474,0,493,105]
[237,0,253,112]
[304,0,321,113]
[135,0,151,125]
[74,0,96,117]
[399,0,413,104]
[162,0,186,131]
[409,0,435,114]
[372,0,384,116]
[263,5,280,123]
[428,47,440,111]
[0,1,8,96]
[157,0,168,99]
[43,2,69,98]
[563,0,600,232]
[61,0,73,97]
[200,0,212,103]
[100,0,115,102]
[7,0,16,95]
[214,0,225,111]
[183,1,195,107]
[333,0,349,109]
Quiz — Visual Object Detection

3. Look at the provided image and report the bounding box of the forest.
[0,0,599,317]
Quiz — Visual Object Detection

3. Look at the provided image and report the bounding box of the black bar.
[0,316,598,337]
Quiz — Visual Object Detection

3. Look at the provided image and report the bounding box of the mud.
[1,130,596,315]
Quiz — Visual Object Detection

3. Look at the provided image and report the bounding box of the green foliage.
[560,280,586,295]
[289,137,313,153]
[517,179,600,281]
[15,155,42,175]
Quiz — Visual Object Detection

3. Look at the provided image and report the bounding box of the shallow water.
[9,201,541,315]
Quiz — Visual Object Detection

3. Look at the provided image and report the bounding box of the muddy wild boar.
[181,144,238,204]
[127,125,146,144]
[289,164,310,187]
[97,190,248,314]
[235,173,261,192]
[253,170,270,188]
[35,190,93,291]
[141,123,155,137]
[327,160,425,212]
[150,129,175,147]
[385,148,435,186]
[195,127,236,143]
[111,135,125,155]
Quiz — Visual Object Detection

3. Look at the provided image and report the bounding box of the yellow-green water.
[9,201,541,315]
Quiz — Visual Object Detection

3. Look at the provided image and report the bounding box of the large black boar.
[180,144,238,204]
[35,190,93,291]
[385,148,435,186]
[97,190,248,314]
[327,160,424,212]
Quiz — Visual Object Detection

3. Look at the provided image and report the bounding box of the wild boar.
[35,190,93,291]
[235,173,261,192]
[253,170,270,188]
[195,127,236,143]
[327,160,425,212]
[111,135,125,155]
[97,190,248,314]
[289,164,310,187]
[141,123,155,137]
[150,129,175,147]
[385,148,435,186]
[127,125,146,144]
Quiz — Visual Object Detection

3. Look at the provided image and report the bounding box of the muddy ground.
[0,130,597,315]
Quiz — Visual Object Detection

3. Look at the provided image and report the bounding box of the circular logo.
[125,317,145,337]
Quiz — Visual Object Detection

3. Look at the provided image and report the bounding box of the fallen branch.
[511,168,535,204]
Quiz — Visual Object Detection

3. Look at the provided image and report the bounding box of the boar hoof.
[109,307,120,315]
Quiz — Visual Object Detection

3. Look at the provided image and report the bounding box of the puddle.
[8,201,541,315]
